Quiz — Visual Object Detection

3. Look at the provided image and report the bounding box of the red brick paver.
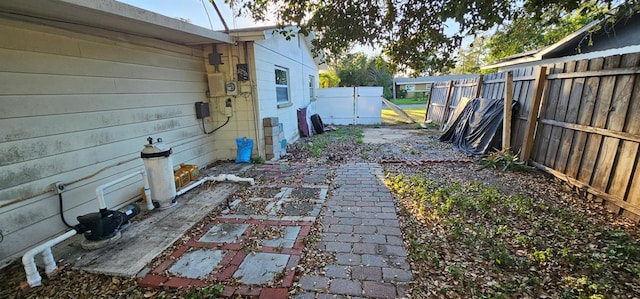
[139,218,313,295]
[294,163,413,298]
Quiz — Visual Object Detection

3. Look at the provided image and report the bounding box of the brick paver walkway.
[295,163,413,298]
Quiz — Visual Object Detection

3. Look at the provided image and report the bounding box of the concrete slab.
[362,127,420,144]
[222,185,328,220]
[262,226,301,249]
[169,249,224,279]
[199,223,249,243]
[233,253,290,285]
[52,183,239,277]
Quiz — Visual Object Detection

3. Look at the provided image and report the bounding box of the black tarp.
[439,98,519,157]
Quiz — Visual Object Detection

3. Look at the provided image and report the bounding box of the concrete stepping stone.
[199,223,249,243]
[233,252,291,285]
[262,226,301,248]
[169,249,224,278]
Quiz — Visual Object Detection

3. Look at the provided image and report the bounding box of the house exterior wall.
[253,31,319,144]
[0,17,218,264]
[200,43,260,160]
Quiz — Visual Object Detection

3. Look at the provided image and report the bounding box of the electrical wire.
[1,156,139,209]
[202,116,231,135]
[64,157,138,186]
[0,187,55,209]
[200,0,214,30]
[59,193,74,228]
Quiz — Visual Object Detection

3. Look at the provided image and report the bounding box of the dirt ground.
[1,124,639,298]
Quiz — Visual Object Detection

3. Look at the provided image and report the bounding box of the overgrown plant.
[251,156,265,164]
[478,148,532,171]
[183,285,224,299]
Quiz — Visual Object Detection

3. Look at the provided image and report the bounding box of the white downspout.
[22,230,78,287]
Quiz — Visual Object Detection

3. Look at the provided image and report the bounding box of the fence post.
[521,66,548,161]
[503,71,514,150]
[352,86,357,125]
[424,82,435,122]
[475,74,484,98]
[440,80,455,129]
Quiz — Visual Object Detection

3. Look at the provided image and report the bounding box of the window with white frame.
[308,75,316,101]
[275,67,289,103]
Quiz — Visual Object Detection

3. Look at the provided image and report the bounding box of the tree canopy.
[329,53,395,98]
[447,1,608,75]
[484,1,610,65]
[225,0,638,75]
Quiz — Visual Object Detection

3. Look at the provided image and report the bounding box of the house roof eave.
[0,0,233,45]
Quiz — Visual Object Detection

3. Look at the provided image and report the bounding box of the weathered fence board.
[424,52,640,219]
[555,59,589,174]
[531,54,640,220]
[581,56,620,187]
[534,63,564,164]
[426,81,451,124]
[565,58,604,178]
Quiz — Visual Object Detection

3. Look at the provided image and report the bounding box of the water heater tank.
[141,137,177,209]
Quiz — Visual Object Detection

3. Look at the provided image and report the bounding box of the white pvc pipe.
[175,174,255,197]
[23,169,152,288]
[95,169,147,211]
[22,230,77,287]
[41,248,57,275]
[208,174,256,186]
[141,171,153,211]
[176,177,209,197]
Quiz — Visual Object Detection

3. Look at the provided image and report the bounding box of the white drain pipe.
[175,174,255,197]
[96,168,153,211]
[22,229,77,287]
[208,174,255,186]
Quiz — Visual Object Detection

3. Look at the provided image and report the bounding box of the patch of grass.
[304,139,329,157]
[183,285,225,299]
[392,97,428,105]
[381,108,425,124]
[250,156,265,164]
[420,122,439,129]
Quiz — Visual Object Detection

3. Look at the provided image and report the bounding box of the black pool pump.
[74,204,140,241]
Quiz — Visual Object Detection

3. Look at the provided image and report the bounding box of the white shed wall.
[0,18,217,263]
[253,32,319,144]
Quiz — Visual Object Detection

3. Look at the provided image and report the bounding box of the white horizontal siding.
[253,34,319,143]
[0,18,217,262]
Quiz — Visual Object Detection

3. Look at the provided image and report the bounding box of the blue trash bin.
[235,137,253,163]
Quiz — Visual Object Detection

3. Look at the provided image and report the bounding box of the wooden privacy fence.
[426,77,482,124]
[425,52,640,220]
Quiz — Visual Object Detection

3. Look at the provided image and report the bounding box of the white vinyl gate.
[315,87,383,125]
